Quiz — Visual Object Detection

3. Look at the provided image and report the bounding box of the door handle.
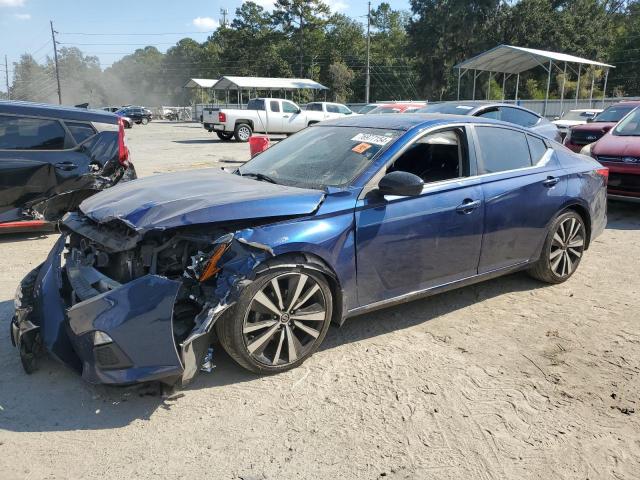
[55,161,77,171]
[282,115,290,118]
[543,176,559,187]
[455,199,481,214]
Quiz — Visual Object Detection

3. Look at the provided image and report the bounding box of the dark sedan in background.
[116,106,153,125]
[0,101,136,232]
[12,114,607,387]
[416,102,561,141]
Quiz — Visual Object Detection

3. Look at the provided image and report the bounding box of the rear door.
[266,100,285,133]
[472,125,567,273]
[0,114,91,220]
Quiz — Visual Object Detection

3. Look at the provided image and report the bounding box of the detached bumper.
[11,236,205,386]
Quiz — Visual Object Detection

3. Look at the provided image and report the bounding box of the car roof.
[430,101,542,116]
[318,112,521,131]
[569,108,603,112]
[0,100,119,124]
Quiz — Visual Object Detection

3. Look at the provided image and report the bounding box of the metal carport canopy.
[212,76,328,90]
[184,78,219,88]
[455,45,614,74]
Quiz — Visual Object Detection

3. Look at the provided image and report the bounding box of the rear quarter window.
[65,121,97,144]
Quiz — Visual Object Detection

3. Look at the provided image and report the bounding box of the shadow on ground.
[607,200,640,230]
[0,271,544,433]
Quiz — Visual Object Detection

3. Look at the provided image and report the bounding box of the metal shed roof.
[212,76,328,91]
[455,45,615,74]
[184,78,219,88]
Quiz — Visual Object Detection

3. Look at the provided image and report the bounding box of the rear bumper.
[11,236,212,386]
[604,163,640,198]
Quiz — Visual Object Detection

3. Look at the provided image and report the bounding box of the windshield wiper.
[240,172,278,184]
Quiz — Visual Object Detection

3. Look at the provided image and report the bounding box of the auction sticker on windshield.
[352,142,372,154]
[351,133,394,146]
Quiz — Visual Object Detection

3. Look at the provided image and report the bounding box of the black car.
[0,100,136,232]
[116,106,152,125]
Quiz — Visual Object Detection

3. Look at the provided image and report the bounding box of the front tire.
[234,123,252,142]
[141,117,149,125]
[528,210,587,284]
[216,265,333,374]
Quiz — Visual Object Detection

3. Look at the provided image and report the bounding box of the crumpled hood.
[79,169,325,232]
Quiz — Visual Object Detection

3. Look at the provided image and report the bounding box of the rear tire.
[528,210,587,284]
[216,262,333,374]
[216,131,234,141]
[234,123,252,142]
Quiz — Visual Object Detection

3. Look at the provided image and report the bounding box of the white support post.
[602,69,609,108]
[575,64,581,106]
[457,68,461,100]
[559,62,567,116]
[589,71,595,107]
[486,72,491,100]
[501,73,506,101]
[515,73,520,101]
[472,69,477,100]
[543,60,552,117]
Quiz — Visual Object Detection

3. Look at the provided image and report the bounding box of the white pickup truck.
[202,98,327,142]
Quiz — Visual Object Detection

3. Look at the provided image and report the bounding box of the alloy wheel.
[242,272,328,367]
[550,216,584,277]
[237,126,251,141]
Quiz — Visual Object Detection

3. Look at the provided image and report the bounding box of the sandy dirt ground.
[0,122,639,480]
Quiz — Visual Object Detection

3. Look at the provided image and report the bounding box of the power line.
[59,30,216,36]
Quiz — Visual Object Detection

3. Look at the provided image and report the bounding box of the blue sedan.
[11,114,608,386]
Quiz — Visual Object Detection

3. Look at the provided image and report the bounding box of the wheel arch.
[561,202,592,249]
[234,119,254,130]
[256,251,345,326]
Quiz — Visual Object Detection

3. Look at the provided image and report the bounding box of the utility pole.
[299,7,304,78]
[220,8,228,27]
[365,1,371,103]
[50,20,62,104]
[4,55,9,100]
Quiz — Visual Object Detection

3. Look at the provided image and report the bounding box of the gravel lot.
[1,121,639,480]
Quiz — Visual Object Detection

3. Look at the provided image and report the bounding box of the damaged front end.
[11,212,273,386]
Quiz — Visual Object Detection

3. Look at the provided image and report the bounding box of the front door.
[282,101,307,133]
[355,127,485,306]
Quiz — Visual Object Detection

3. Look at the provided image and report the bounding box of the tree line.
[6,0,640,107]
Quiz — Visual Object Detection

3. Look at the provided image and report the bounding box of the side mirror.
[296,108,302,114]
[378,171,424,197]
[554,116,560,121]
[586,117,594,123]
[602,125,613,133]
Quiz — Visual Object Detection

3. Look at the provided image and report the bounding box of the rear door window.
[307,103,322,111]
[247,99,266,111]
[476,126,532,174]
[0,115,68,150]
[270,101,281,112]
[326,104,340,113]
[65,121,96,144]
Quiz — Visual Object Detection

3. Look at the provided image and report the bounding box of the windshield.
[613,108,640,136]
[594,105,635,123]
[561,111,599,121]
[416,103,475,115]
[238,126,402,189]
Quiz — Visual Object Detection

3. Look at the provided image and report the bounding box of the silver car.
[416,102,561,142]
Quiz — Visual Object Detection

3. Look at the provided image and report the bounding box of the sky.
[0,0,410,79]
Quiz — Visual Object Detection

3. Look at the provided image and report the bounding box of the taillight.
[117,117,129,166]
[218,111,226,123]
[596,167,609,186]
